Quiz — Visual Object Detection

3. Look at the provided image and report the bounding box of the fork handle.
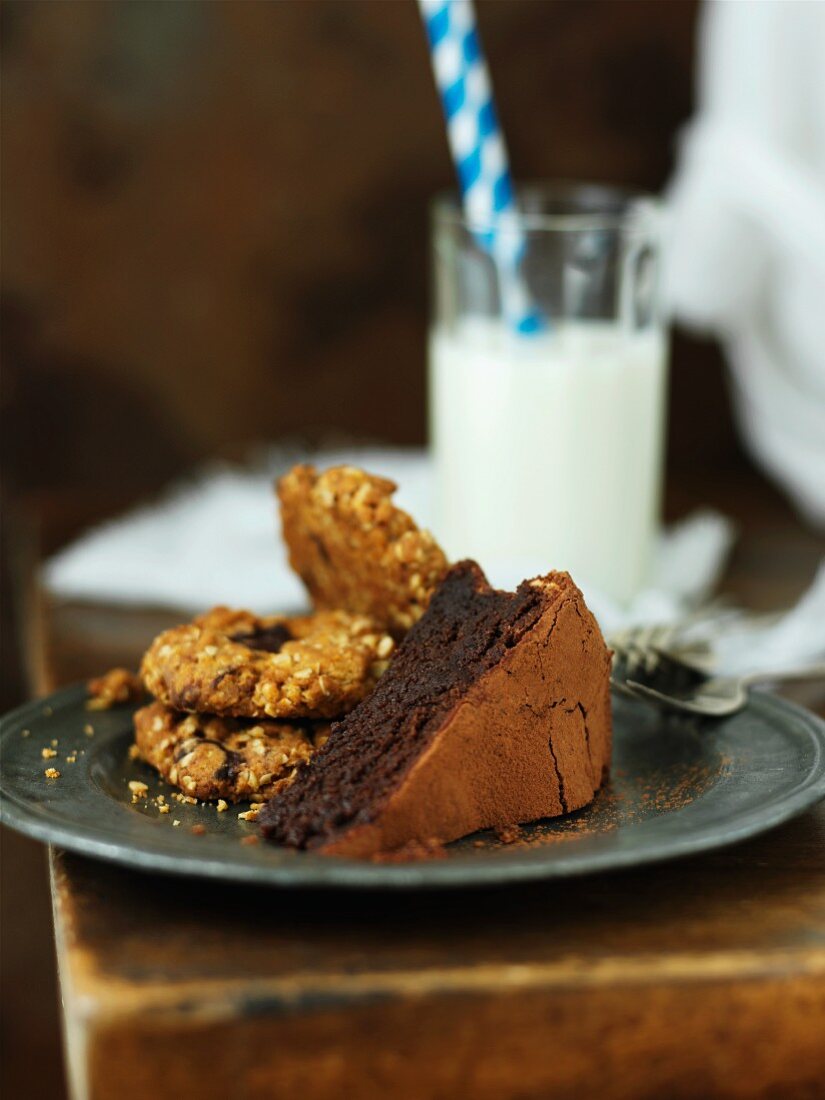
[741,663,825,688]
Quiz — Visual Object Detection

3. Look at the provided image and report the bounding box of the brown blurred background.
[0,1,755,1097]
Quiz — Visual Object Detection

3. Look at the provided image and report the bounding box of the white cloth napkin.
[43,448,825,676]
[665,0,825,527]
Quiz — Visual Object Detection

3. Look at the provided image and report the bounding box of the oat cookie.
[140,606,394,720]
[133,701,329,803]
[278,464,449,635]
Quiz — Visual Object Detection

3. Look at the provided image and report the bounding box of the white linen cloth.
[43,448,825,676]
[665,0,825,527]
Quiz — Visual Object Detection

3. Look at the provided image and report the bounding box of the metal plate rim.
[2,684,825,890]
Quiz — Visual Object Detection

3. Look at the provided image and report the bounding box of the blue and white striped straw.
[419,0,544,334]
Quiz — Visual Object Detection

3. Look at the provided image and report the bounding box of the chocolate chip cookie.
[140,605,395,720]
[134,701,329,803]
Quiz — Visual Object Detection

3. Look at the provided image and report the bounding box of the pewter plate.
[2,685,824,889]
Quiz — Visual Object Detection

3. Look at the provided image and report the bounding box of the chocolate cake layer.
[259,561,612,856]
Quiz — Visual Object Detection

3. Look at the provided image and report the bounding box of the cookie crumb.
[494,823,522,845]
[44,768,60,779]
[238,809,259,822]
[172,819,181,827]
[50,739,58,748]
[66,755,77,764]
[158,804,170,814]
[87,668,144,710]
[216,799,228,813]
[41,747,57,760]
[190,823,206,835]
[21,729,30,738]
[128,780,149,796]
[84,724,95,736]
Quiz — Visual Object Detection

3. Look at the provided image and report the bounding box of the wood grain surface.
[51,807,825,1100]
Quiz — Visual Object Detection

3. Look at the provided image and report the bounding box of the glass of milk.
[429,183,668,605]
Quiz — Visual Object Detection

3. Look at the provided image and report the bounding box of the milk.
[429,319,668,604]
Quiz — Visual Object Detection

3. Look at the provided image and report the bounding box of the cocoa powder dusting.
[461,751,733,854]
[371,837,447,863]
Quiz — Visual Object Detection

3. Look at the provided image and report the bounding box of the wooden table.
[23,481,825,1099]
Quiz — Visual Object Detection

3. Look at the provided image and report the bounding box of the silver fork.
[623,655,825,717]
[610,601,739,666]
[624,655,825,717]
[609,621,712,699]
[608,618,825,717]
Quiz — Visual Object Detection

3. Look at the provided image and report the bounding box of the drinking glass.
[429,183,668,604]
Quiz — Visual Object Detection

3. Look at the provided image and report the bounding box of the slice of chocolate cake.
[259,561,612,857]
